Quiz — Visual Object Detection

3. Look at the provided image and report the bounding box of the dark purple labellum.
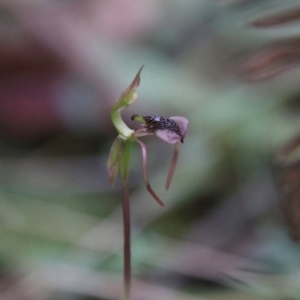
[142,115,184,142]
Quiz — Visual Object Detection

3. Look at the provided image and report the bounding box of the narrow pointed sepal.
[165,142,179,190]
[107,135,126,186]
[121,65,144,102]
[136,139,165,207]
[112,66,144,114]
[111,66,144,138]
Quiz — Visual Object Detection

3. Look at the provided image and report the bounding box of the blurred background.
[1,0,300,299]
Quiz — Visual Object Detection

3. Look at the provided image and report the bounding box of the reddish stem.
[121,182,131,299]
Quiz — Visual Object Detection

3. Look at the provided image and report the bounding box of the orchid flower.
[131,114,188,193]
[107,68,189,205]
[106,66,188,300]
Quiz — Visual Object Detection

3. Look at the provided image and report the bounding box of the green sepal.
[106,135,127,186]
[119,140,133,184]
[111,66,144,138]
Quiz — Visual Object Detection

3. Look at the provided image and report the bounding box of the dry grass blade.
[276,136,300,241]
[251,8,300,28]
[240,40,300,81]
[13,265,205,300]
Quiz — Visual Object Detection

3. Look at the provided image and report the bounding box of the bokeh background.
[1,0,300,299]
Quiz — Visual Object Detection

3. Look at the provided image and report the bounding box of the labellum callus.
[132,114,188,144]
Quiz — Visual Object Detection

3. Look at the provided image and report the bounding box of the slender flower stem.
[118,141,133,300]
[121,181,131,300]
[107,67,188,300]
